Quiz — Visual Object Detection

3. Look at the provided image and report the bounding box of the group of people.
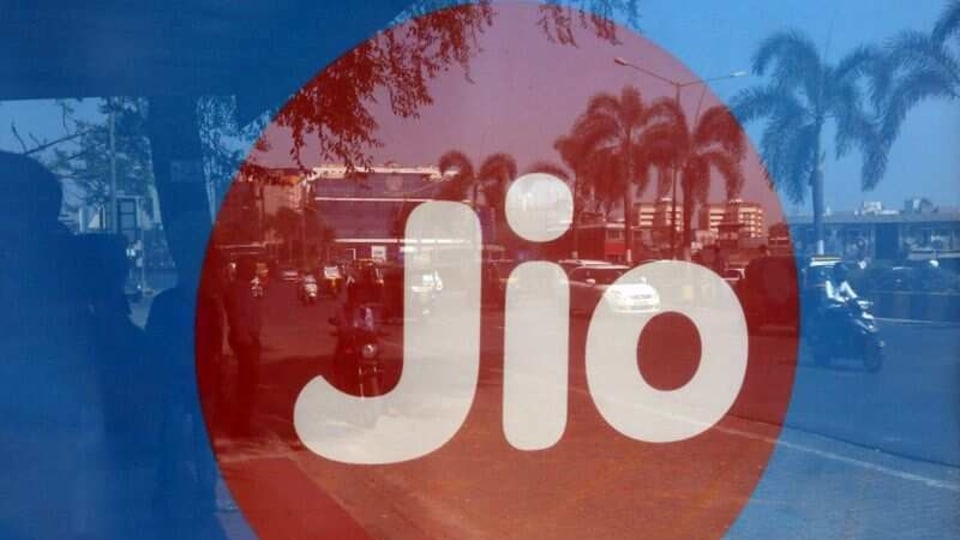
[0,151,270,539]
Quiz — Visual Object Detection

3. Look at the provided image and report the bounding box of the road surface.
[207,281,958,539]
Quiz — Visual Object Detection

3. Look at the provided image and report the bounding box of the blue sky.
[636,0,960,213]
[0,1,956,213]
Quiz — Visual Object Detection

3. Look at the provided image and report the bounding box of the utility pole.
[300,181,308,267]
[108,98,119,234]
[614,57,746,260]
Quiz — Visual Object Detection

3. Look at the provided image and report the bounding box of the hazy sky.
[637,0,960,213]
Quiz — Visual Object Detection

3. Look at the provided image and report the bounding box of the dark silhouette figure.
[75,234,154,456]
[700,244,726,275]
[144,210,229,539]
[223,256,263,436]
[0,151,106,538]
[346,264,383,306]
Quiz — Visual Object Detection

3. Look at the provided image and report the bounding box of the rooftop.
[788,211,960,225]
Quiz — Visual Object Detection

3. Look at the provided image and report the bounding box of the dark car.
[737,255,802,334]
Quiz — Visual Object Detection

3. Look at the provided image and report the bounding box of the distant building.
[307,164,464,262]
[561,221,669,263]
[787,202,960,261]
[856,201,898,216]
[262,183,305,214]
[634,197,682,250]
[699,199,765,239]
[903,197,937,215]
[636,197,682,229]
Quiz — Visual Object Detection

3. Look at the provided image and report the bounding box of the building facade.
[786,209,960,265]
[698,199,765,239]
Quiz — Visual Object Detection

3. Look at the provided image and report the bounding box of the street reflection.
[0,0,956,539]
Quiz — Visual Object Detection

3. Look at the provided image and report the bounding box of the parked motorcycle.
[806,298,884,372]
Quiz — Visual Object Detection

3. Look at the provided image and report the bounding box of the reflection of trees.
[436,150,517,243]
[731,31,888,255]
[268,207,301,262]
[43,98,154,207]
[273,4,495,172]
[214,182,261,245]
[267,1,642,174]
[261,197,335,263]
[644,100,745,250]
[565,86,665,264]
[536,0,641,45]
[528,136,595,257]
[303,203,336,262]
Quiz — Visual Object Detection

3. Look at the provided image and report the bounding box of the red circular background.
[199,4,799,538]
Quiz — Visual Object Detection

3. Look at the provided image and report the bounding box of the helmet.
[832,263,849,281]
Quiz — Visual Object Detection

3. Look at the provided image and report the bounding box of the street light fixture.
[614,56,747,259]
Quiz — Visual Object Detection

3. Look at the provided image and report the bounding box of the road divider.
[871,292,960,322]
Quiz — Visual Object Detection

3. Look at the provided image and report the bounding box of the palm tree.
[476,152,518,244]
[525,160,585,256]
[269,207,302,262]
[644,100,746,251]
[535,134,597,257]
[567,86,662,264]
[880,1,959,144]
[731,30,888,255]
[436,150,517,244]
[437,150,476,204]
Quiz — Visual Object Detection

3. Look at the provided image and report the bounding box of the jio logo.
[294,173,748,463]
[201,4,797,538]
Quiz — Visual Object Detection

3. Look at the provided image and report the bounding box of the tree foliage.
[643,99,746,248]
[44,98,154,207]
[732,31,888,204]
[267,1,643,177]
[880,0,959,143]
[565,85,666,261]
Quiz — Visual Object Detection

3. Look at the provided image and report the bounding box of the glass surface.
[0,1,957,539]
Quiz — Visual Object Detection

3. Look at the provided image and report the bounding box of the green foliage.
[45,98,154,207]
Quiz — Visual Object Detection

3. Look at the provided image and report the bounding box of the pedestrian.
[223,256,263,437]
[145,211,230,537]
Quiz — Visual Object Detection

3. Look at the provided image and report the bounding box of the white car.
[568,264,660,316]
[558,259,613,277]
[722,268,745,288]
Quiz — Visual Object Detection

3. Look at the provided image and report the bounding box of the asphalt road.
[208,281,958,539]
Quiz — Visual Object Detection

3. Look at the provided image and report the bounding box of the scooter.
[299,276,319,306]
[250,276,264,298]
[807,298,885,372]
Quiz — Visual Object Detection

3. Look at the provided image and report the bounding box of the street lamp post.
[614,57,746,259]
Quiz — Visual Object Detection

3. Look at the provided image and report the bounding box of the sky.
[250,1,785,223]
[636,0,960,213]
[0,0,957,215]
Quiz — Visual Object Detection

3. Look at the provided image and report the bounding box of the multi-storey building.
[698,199,765,239]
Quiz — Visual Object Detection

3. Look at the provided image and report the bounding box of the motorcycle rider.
[825,262,858,304]
[816,262,859,337]
[347,264,382,306]
[299,269,318,302]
